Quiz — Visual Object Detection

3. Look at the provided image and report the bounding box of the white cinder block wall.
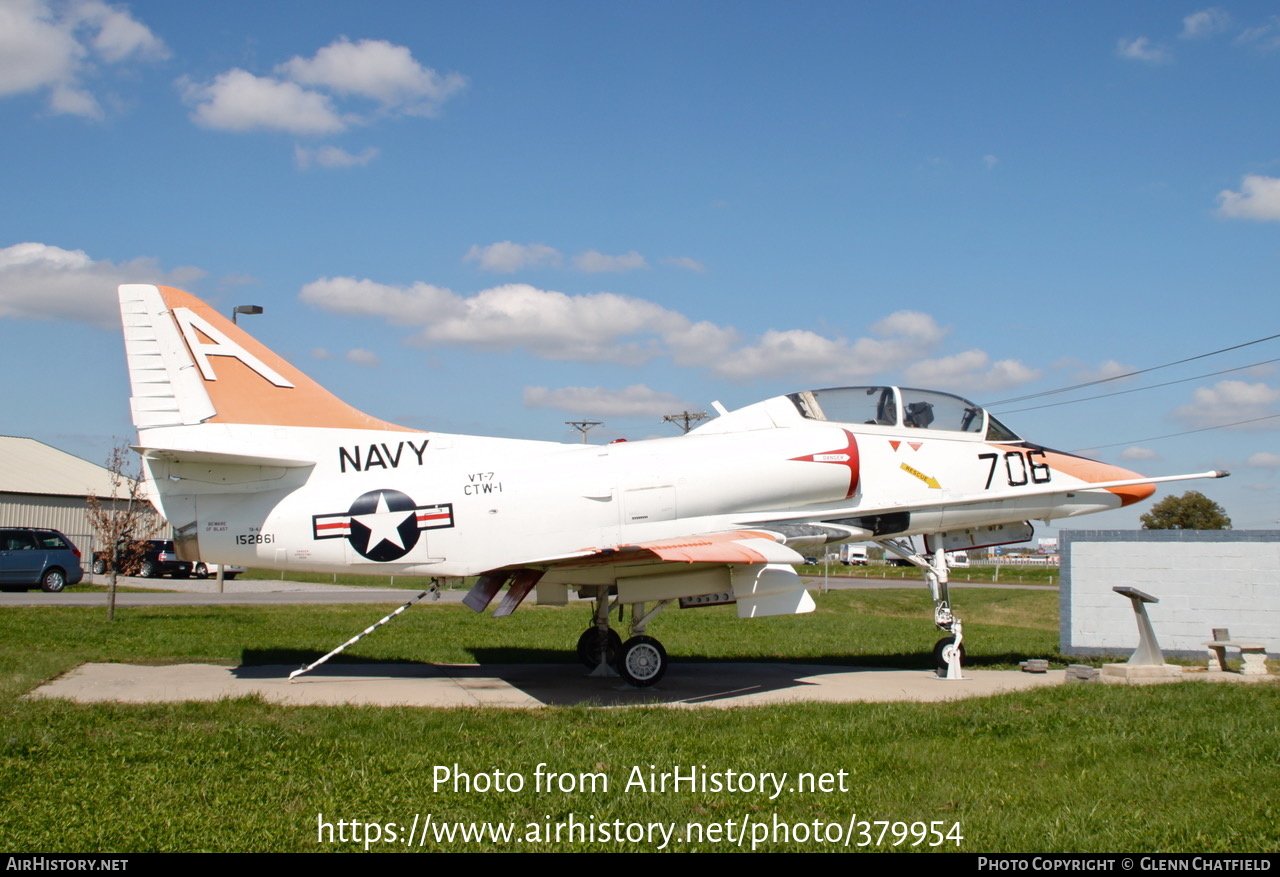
[1061,531,1279,658]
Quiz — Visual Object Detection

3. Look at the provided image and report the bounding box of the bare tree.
[86,442,162,621]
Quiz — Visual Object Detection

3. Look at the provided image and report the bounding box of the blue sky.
[2,0,1277,531]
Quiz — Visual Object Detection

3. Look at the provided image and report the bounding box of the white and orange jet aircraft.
[119,284,1227,685]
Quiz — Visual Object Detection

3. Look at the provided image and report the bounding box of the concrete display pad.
[31,662,1069,709]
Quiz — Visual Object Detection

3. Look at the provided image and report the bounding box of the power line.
[1072,412,1280,453]
[999,356,1280,415]
[984,330,1280,408]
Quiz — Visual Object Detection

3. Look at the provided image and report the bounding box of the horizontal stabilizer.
[135,446,315,469]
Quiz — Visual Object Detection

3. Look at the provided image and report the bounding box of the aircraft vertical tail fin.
[119,284,410,432]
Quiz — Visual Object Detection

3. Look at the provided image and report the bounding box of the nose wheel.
[933,629,966,679]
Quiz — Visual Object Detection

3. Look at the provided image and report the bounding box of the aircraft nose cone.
[1039,449,1157,507]
[1078,459,1157,507]
[1110,480,1157,507]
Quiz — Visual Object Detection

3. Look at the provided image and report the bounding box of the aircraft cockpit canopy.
[786,386,1020,441]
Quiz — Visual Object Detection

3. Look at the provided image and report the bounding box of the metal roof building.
[0,436,140,554]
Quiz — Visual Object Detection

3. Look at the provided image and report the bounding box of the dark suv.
[0,528,84,592]
[92,539,193,578]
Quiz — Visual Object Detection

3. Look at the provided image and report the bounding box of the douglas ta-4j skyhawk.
[118,284,1227,685]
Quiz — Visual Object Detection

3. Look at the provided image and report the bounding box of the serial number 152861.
[236,533,275,545]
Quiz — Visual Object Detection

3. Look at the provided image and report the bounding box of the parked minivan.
[0,528,84,592]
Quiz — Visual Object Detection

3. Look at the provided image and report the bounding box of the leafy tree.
[1139,490,1232,530]
[86,443,162,620]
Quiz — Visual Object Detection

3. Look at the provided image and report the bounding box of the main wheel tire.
[617,635,667,687]
[193,563,209,579]
[576,628,622,669]
[91,558,106,575]
[933,635,966,676]
[139,560,156,578]
[41,568,67,593]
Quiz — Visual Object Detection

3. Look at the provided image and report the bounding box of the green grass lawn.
[1,590,1276,853]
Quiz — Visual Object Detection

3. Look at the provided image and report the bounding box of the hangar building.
[0,436,144,555]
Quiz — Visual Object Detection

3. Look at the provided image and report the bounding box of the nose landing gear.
[880,538,967,679]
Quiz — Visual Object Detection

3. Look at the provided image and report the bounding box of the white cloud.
[1181,8,1231,39]
[715,329,857,382]
[300,276,1015,391]
[415,284,677,362]
[311,348,331,360]
[1237,17,1280,50]
[464,242,563,273]
[1070,358,1141,381]
[983,154,998,171]
[300,277,690,363]
[1171,380,1280,429]
[295,144,380,169]
[277,38,466,116]
[182,69,347,135]
[871,310,948,345]
[1120,446,1162,462]
[345,348,380,367]
[0,0,167,119]
[1116,36,1171,64]
[298,276,459,326]
[0,241,204,328]
[572,250,648,273]
[902,350,1041,393]
[74,0,167,63]
[523,385,692,418]
[0,1,80,99]
[48,82,99,117]
[1247,452,1280,469]
[181,37,464,138]
[664,319,740,367]
[663,256,706,273]
[714,311,949,383]
[1216,175,1280,221]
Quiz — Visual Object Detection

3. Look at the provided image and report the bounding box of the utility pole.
[565,420,603,443]
[662,410,708,433]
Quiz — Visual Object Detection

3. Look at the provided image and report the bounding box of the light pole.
[220,305,263,592]
[231,304,263,325]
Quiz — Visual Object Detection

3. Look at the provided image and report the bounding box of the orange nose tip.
[1109,482,1156,507]
[1034,447,1157,507]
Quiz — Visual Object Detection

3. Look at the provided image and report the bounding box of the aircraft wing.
[469,529,809,619]
[528,529,806,568]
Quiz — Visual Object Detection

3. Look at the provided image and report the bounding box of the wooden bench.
[1203,628,1269,676]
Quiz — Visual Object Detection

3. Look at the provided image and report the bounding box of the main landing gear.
[879,538,966,679]
[577,590,673,687]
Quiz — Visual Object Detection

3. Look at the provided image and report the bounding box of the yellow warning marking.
[900,462,941,489]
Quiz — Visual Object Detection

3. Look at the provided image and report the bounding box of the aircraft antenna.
[662,410,708,433]
[565,420,604,443]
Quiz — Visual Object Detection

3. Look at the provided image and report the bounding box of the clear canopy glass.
[786,387,1020,440]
